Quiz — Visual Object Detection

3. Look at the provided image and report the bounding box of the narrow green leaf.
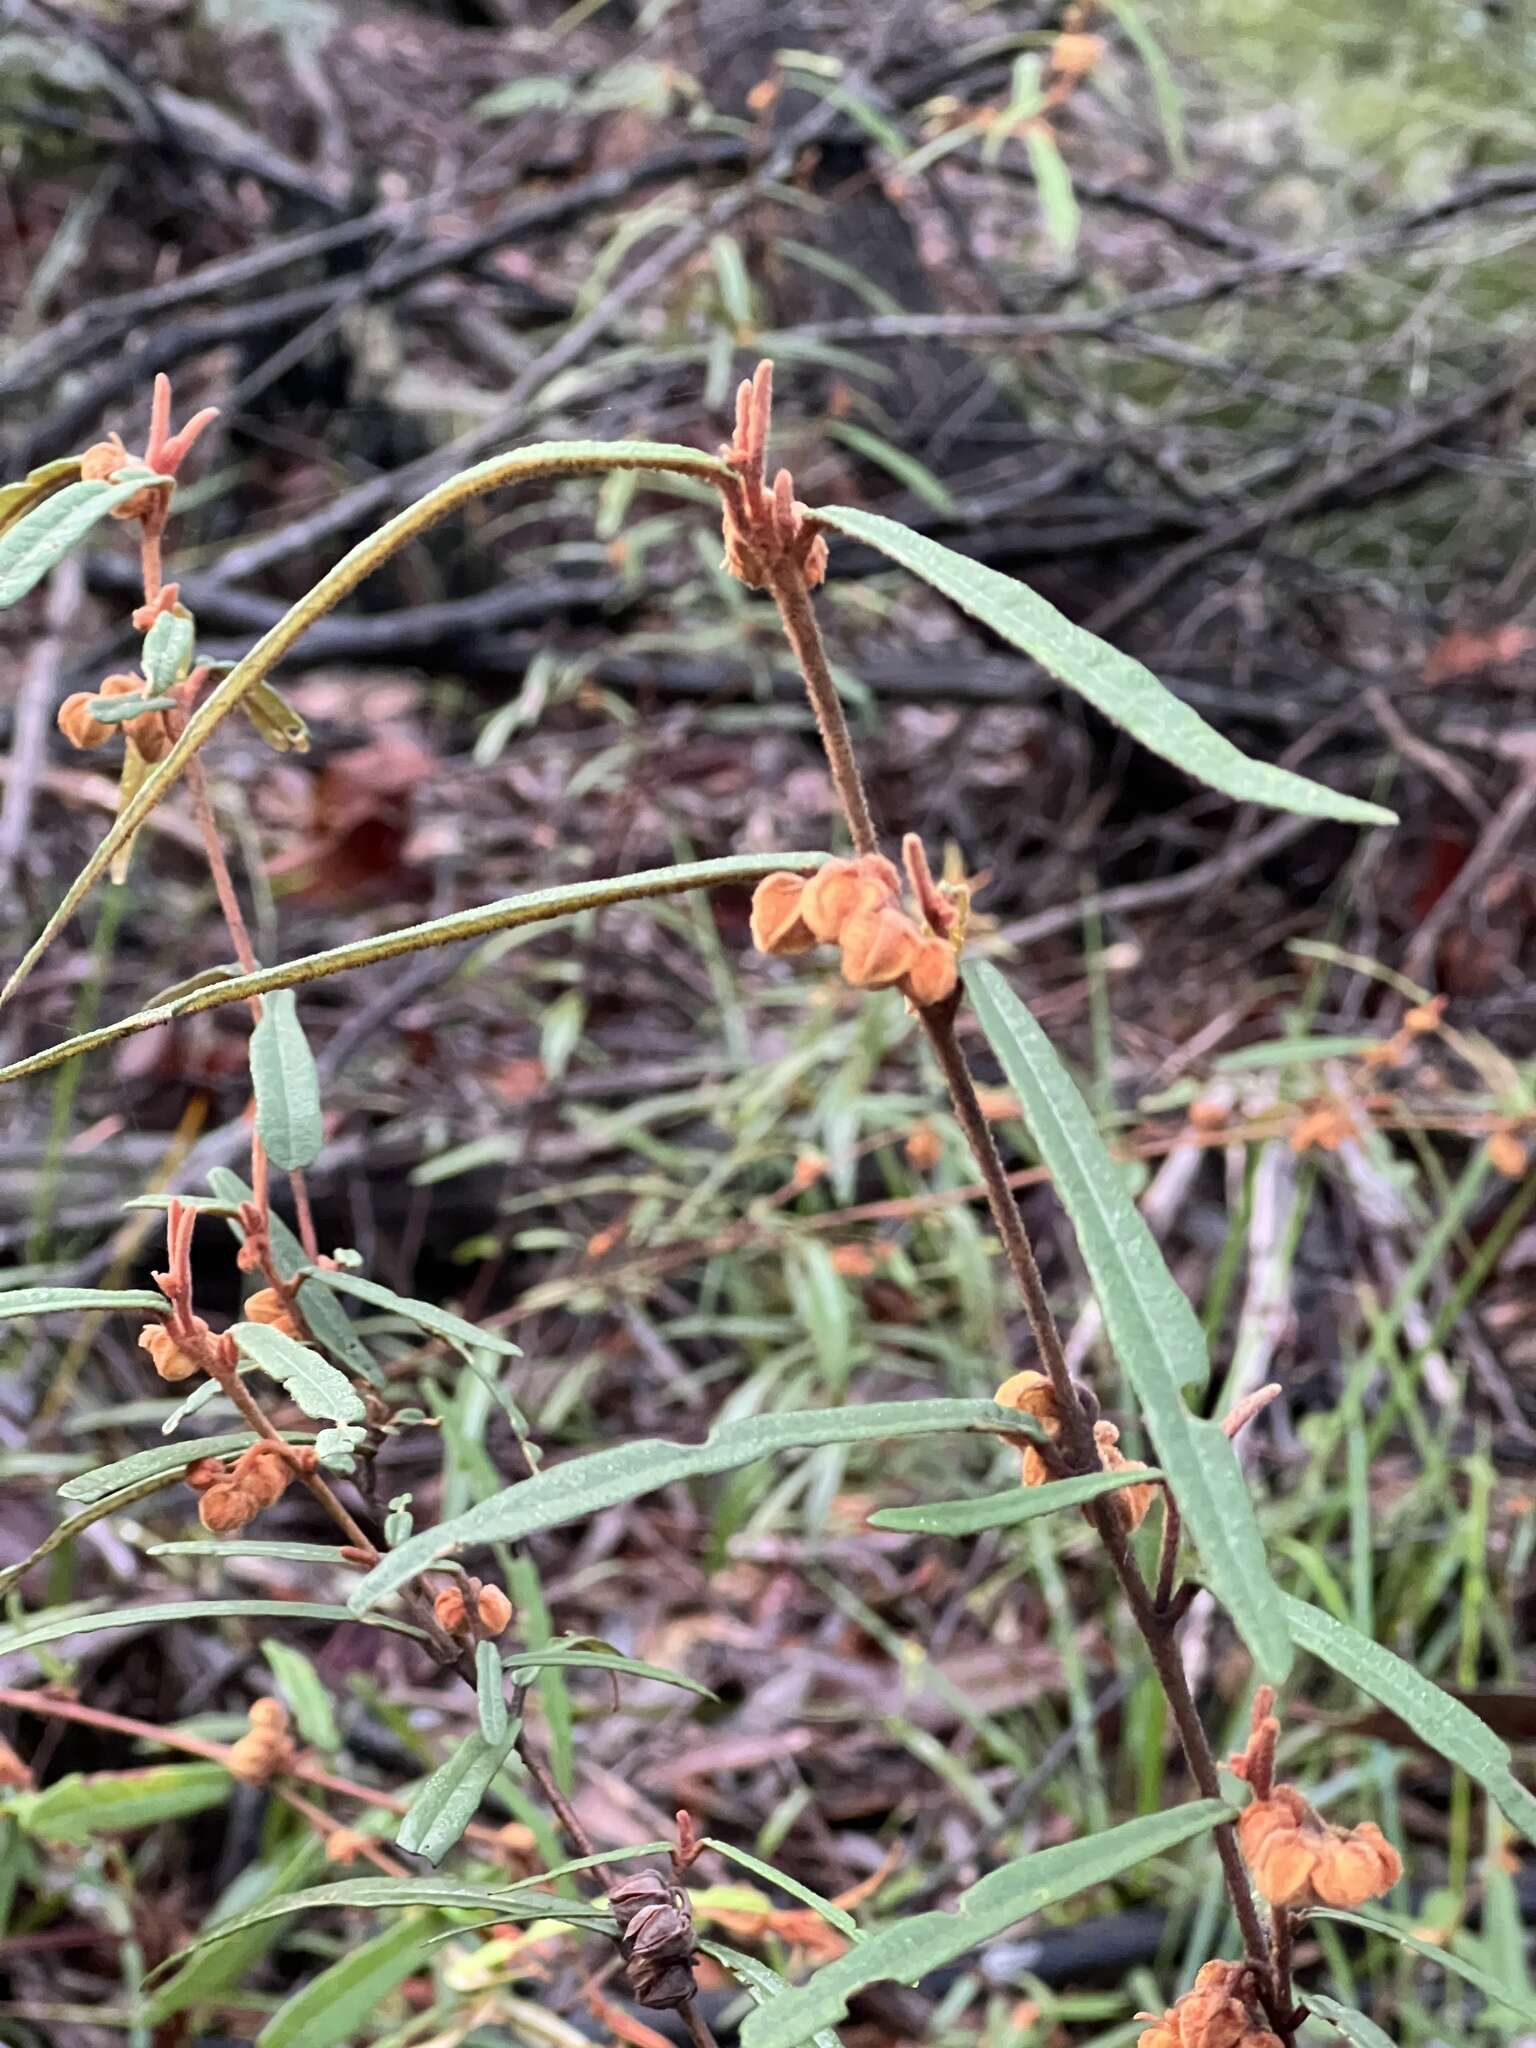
[0,854,826,1088]
[1305,1992,1398,2048]
[0,457,83,540]
[477,1640,508,1743]
[0,1600,425,1664]
[1024,123,1079,257]
[83,691,179,724]
[257,1911,441,2048]
[1283,1597,1536,1847]
[825,422,957,516]
[150,1540,348,1564]
[702,1944,843,2048]
[231,1322,365,1425]
[152,1877,608,1970]
[0,441,728,1010]
[262,1639,340,1751]
[966,961,1291,1679]
[0,1285,165,1320]
[0,472,165,607]
[141,609,195,690]
[396,1729,517,1865]
[812,507,1395,827]
[1310,1909,1536,2023]
[245,678,310,753]
[146,1836,326,2023]
[58,1431,277,1503]
[304,1268,520,1360]
[737,1802,1230,2048]
[504,1645,717,1700]
[701,1840,858,1939]
[4,1763,230,1841]
[870,1465,1162,1536]
[351,1400,1017,1612]
[250,989,323,1171]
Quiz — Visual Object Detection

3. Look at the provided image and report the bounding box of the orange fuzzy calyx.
[800,855,900,943]
[1135,1960,1282,2048]
[751,852,959,1009]
[227,1697,295,1783]
[749,873,816,956]
[244,1286,301,1339]
[138,1323,202,1382]
[1236,1785,1402,1908]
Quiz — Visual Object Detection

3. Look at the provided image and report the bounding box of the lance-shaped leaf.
[703,1944,843,2048]
[0,1600,426,1664]
[58,1431,283,1503]
[256,1912,443,2048]
[1284,1595,1536,1846]
[142,608,195,689]
[249,988,324,1170]
[396,1726,521,1864]
[303,1267,520,1359]
[0,1285,166,1320]
[476,1640,508,1743]
[0,440,729,1010]
[1304,1995,1396,2048]
[0,471,165,607]
[1311,1909,1536,2024]
[5,1764,231,1841]
[0,854,824,1089]
[812,507,1395,827]
[231,1322,366,1425]
[353,1400,1017,1612]
[503,1642,717,1700]
[737,1801,1230,2048]
[870,1465,1162,1536]
[0,456,83,539]
[966,961,1291,1679]
[83,691,179,724]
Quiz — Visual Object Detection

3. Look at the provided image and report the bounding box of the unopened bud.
[79,435,129,483]
[233,1442,292,1510]
[749,872,815,956]
[325,1827,368,1863]
[57,693,113,749]
[433,1584,469,1633]
[183,1456,229,1494]
[476,1583,514,1635]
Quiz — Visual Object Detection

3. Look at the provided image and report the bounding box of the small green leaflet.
[0,1285,166,1321]
[0,456,82,539]
[812,507,1395,827]
[1025,124,1079,258]
[966,962,1291,1680]
[4,1763,230,1841]
[257,1912,442,2048]
[701,1840,858,1939]
[1305,1993,1398,2047]
[477,1639,508,1743]
[249,989,323,1170]
[1284,1597,1536,1847]
[396,1727,520,1864]
[83,691,178,724]
[232,1323,365,1425]
[304,1267,520,1360]
[0,1600,426,1664]
[150,1539,348,1565]
[504,1643,716,1700]
[870,1466,1162,1536]
[737,1802,1230,2048]
[1310,1909,1536,2024]
[703,1945,843,2048]
[142,609,195,689]
[0,471,166,608]
[351,1400,1017,1611]
[244,678,310,753]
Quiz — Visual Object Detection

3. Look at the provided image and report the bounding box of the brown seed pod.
[901,933,958,1008]
[608,1871,697,2009]
[749,873,816,956]
[476,1584,514,1636]
[839,904,922,990]
[138,1324,201,1383]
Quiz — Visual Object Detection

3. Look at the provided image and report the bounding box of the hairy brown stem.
[681,1997,721,2048]
[765,551,1287,2034]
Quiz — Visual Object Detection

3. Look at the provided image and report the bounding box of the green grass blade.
[869,1465,1162,1535]
[0,1600,426,1663]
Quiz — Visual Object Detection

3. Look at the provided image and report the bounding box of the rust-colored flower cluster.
[185,1441,318,1536]
[227,1697,296,1784]
[56,672,173,763]
[1230,1688,1403,1909]
[244,1285,301,1340]
[433,1577,514,1638]
[993,1370,1156,1531]
[751,839,960,1008]
[1137,1959,1281,2048]
[718,361,827,592]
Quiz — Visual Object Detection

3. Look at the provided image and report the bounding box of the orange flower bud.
[994,1370,1060,1428]
[56,692,113,749]
[227,1700,295,1784]
[1486,1131,1527,1179]
[1135,1960,1280,2048]
[749,873,816,956]
[79,435,129,483]
[1310,1822,1402,1907]
[1094,1420,1156,1532]
[1236,1782,1399,1909]
[476,1583,514,1635]
[198,1480,258,1535]
[901,934,958,1008]
[183,1456,229,1494]
[138,1323,201,1382]
[434,1584,470,1633]
[244,1287,301,1339]
[248,1697,288,1733]
[904,1122,942,1172]
[839,905,922,989]
[801,856,899,943]
[233,1442,292,1510]
[325,1826,368,1863]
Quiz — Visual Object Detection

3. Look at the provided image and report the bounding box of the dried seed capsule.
[476,1584,514,1635]
[901,933,958,1007]
[138,1324,201,1382]
[839,905,922,990]
[801,855,899,943]
[749,872,816,956]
